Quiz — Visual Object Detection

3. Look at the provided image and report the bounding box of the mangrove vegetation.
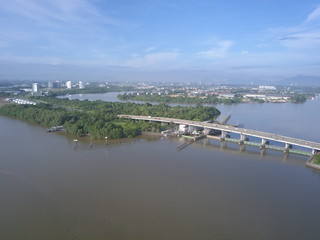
[0,97,220,139]
[118,94,243,104]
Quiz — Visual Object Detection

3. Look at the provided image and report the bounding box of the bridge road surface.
[118,115,320,152]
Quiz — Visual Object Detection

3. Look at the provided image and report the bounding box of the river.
[1,92,320,240]
[62,91,320,140]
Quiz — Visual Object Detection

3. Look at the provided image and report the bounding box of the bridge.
[118,115,320,155]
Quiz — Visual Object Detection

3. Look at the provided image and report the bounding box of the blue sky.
[0,0,320,82]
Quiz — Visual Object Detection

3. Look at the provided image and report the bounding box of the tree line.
[118,94,242,104]
[118,93,309,104]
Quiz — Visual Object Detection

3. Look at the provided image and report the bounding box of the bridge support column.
[239,134,246,145]
[260,148,266,156]
[260,138,268,149]
[240,144,245,152]
[284,143,292,153]
[220,131,227,141]
[312,149,318,155]
[203,128,211,135]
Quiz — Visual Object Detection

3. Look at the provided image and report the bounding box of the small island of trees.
[117,92,309,104]
[118,93,243,104]
[0,97,220,139]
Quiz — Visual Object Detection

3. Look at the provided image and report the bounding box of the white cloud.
[197,40,234,59]
[0,0,122,28]
[240,50,249,55]
[124,51,181,69]
[269,6,320,49]
[0,0,129,66]
[130,53,140,58]
[145,47,157,52]
[305,5,320,22]
[0,54,62,65]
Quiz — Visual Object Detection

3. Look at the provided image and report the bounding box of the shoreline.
[306,153,320,170]
[117,97,306,105]
[141,131,163,136]
[2,115,317,170]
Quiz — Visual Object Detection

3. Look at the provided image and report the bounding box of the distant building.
[258,85,276,91]
[5,98,36,105]
[244,94,266,99]
[53,81,60,88]
[48,81,53,89]
[218,93,235,99]
[179,124,188,133]
[32,83,38,92]
[266,94,291,101]
[22,88,33,92]
[79,81,84,89]
[243,93,290,102]
[66,81,72,89]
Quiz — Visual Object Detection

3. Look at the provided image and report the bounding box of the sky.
[0,0,320,83]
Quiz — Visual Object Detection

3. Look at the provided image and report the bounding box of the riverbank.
[117,93,309,104]
[0,96,220,140]
[306,153,320,170]
[141,131,163,136]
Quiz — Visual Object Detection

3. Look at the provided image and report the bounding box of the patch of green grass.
[314,154,320,164]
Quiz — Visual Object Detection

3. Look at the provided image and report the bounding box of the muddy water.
[1,97,320,240]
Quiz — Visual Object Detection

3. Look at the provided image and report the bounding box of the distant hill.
[278,75,320,86]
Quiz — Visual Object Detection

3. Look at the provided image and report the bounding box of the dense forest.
[118,94,242,104]
[291,94,307,103]
[0,97,220,139]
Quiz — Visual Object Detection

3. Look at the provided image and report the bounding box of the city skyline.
[0,0,320,82]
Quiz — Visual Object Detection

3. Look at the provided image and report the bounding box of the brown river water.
[1,94,320,240]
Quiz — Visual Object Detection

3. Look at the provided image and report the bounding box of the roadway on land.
[118,115,320,151]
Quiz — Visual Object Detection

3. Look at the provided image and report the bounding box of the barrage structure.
[118,114,320,156]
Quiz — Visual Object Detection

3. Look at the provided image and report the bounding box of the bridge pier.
[239,134,246,145]
[260,148,266,156]
[203,128,211,135]
[284,143,292,153]
[220,131,227,141]
[118,115,320,156]
[260,138,269,149]
[240,144,246,152]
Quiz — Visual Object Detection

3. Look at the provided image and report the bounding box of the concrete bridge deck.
[118,115,320,153]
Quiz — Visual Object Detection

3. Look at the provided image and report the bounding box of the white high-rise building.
[258,85,276,91]
[32,83,38,92]
[79,81,84,89]
[66,81,72,89]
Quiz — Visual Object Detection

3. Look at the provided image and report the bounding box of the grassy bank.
[314,154,320,164]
